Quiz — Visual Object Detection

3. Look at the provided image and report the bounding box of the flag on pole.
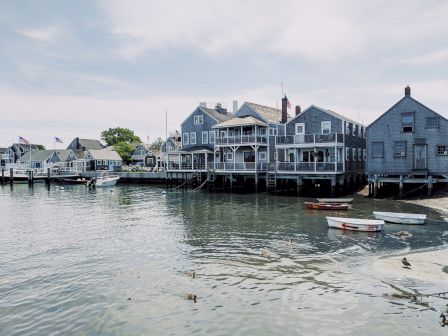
[19,136,30,145]
[54,137,63,143]
[285,95,291,109]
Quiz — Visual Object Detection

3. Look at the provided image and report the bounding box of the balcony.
[213,162,268,172]
[216,135,268,146]
[275,162,344,173]
[276,133,344,146]
[168,162,207,171]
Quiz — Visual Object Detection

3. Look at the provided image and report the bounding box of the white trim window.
[183,133,189,146]
[202,131,208,144]
[194,115,203,125]
[345,122,350,135]
[269,127,277,136]
[352,125,356,136]
[358,148,362,161]
[346,147,350,161]
[259,151,267,161]
[363,149,366,161]
[295,123,305,135]
[226,152,233,161]
[190,132,197,145]
[358,126,363,137]
[209,130,215,144]
[352,148,356,161]
[321,121,331,134]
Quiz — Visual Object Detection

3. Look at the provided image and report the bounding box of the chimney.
[199,102,207,108]
[215,102,227,114]
[405,85,411,97]
[295,105,301,116]
[232,100,238,114]
[281,97,288,123]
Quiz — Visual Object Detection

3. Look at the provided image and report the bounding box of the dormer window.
[321,121,331,135]
[401,112,414,132]
[194,115,204,125]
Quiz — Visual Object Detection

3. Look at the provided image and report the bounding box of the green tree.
[36,145,46,150]
[113,141,135,162]
[149,137,164,150]
[101,127,141,146]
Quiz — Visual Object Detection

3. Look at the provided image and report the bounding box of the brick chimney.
[281,97,288,123]
[295,105,301,116]
[405,85,411,97]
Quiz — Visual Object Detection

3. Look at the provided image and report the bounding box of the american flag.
[18,136,30,145]
[285,95,291,109]
[54,137,63,143]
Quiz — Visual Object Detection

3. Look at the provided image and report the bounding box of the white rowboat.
[94,175,120,187]
[326,216,384,232]
[318,198,353,204]
[373,211,426,225]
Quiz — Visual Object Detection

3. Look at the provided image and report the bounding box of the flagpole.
[165,108,168,171]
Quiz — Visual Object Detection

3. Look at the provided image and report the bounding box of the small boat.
[317,198,353,204]
[304,202,349,211]
[58,177,89,185]
[92,174,120,187]
[326,216,384,232]
[372,211,426,225]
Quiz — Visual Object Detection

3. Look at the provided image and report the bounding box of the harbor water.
[1,184,448,335]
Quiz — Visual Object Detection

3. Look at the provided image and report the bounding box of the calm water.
[1,184,448,335]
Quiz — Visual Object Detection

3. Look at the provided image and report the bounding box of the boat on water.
[326,216,384,232]
[372,211,426,225]
[92,174,120,187]
[304,202,349,211]
[317,198,353,204]
[58,177,89,185]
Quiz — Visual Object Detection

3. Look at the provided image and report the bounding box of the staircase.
[267,173,276,192]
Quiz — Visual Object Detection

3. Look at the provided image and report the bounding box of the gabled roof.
[12,143,41,151]
[17,150,55,162]
[56,150,75,161]
[288,105,363,127]
[245,102,283,123]
[0,147,6,154]
[212,116,268,128]
[181,106,233,126]
[73,150,86,160]
[86,149,122,160]
[366,95,448,130]
[78,138,104,150]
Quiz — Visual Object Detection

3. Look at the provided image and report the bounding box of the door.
[414,145,427,169]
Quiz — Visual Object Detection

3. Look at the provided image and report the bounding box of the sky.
[1,0,448,148]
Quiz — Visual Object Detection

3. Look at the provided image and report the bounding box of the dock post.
[255,173,259,193]
[331,176,336,196]
[399,175,404,198]
[230,174,233,191]
[373,175,378,198]
[10,168,14,185]
[46,168,51,185]
[296,177,302,196]
[1,168,4,184]
[427,176,433,197]
[28,170,34,186]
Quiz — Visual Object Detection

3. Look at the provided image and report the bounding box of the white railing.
[276,133,344,145]
[276,162,344,172]
[216,135,268,145]
[168,162,207,171]
[213,162,268,171]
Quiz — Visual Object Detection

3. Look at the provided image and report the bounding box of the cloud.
[398,49,448,65]
[17,26,61,43]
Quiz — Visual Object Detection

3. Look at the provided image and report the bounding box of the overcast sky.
[1,0,448,148]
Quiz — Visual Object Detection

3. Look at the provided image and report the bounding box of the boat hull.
[317,198,353,204]
[326,216,384,232]
[304,202,349,211]
[94,176,120,187]
[372,212,426,225]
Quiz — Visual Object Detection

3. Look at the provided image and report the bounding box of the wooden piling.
[46,168,51,185]
[9,168,13,185]
[399,175,404,198]
[28,170,33,186]
[1,168,4,184]
[427,176,433,197]
[373,175,378,198]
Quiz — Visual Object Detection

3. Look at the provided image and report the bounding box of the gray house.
[84,149,123,171]
[168,103,233,172]
[275,105,366,194]
[130,143,159,168]
[0,147,7,168]
[67,138,105,151]
[366,86,448,197]
[3,143,42,165]
[17,149,77,169]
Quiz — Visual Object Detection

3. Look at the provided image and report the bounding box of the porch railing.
[275,161,344,172]
[216,135,268,145]
[213,162,268,171]
[276,133,344,145]
[168,162,207,170]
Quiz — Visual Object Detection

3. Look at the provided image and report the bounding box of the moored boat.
[93,174,120,187]
[326,216,384,232]
[304,202,349,211]
[317,198,353,204]
[372,211,426,225]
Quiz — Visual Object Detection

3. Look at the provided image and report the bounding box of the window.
[321,121,331,134]
[358,126,363,137]
[358,148,362,161]
[269,127,277,136]
[426,117,439,128]
[226,152,233,161]
[352,148,356,161]
[202,131,208,144]
[183,133,189,146]
[190,132,196,145]
[295,123,305,135]
[346,147,350,161]
[346,122,351,135]
[363,149,366,161]
[209,131,215,144]
[393,141,406,157]
[372,142,384,158]
[259,128,266,136]
[259,151,267,161]
[194,115,203,125]
[437,145,448,155]
[401,112,415,132]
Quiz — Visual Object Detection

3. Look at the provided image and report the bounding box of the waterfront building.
[130,143,159,168]
[275,105,366,194]
[66,138,105,151]
[3,143,42,165]
[366,86,448,197]
[160,131,181,170]
[0,147,7,168]
[17,149,78,169]
[84,149,123,171]
[167,103,233,173]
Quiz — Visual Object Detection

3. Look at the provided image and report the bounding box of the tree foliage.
[101,127,141,146]
[149,137,164,150]
[113,142,135,162]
